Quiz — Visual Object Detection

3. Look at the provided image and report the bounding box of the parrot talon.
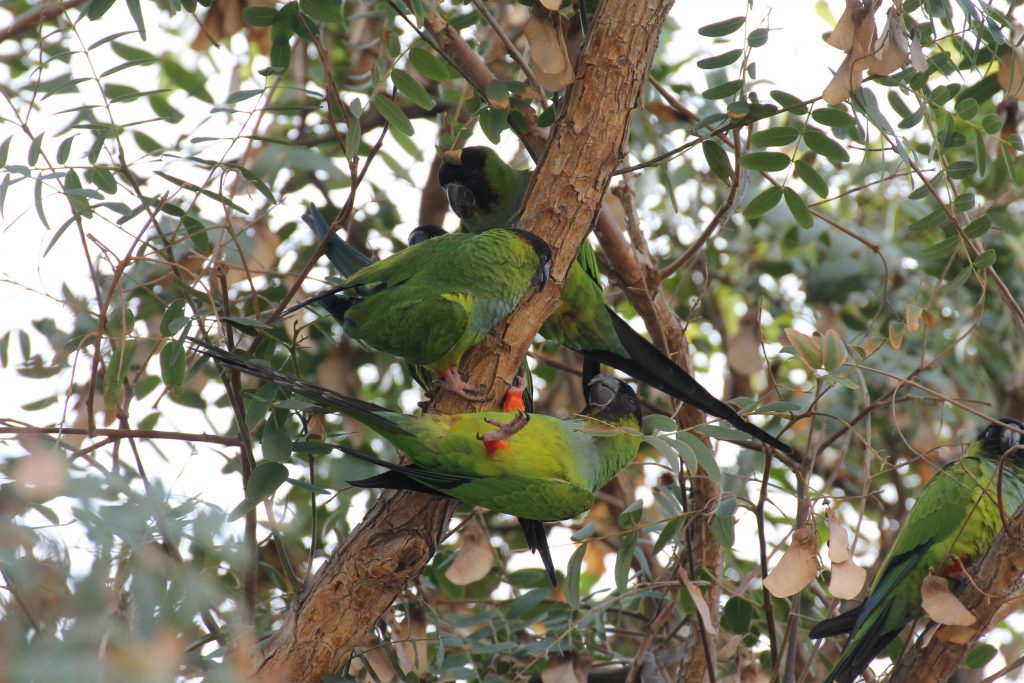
[437,367,489,402]
[478,411,531,442]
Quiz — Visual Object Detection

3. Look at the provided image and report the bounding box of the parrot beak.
[586,373,617,407]
[441,149,463,165]
[538,260,551,290]
[445,182,475,218]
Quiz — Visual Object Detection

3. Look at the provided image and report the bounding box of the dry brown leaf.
[13,437,69,500]
[763,527,819,598]
[541,651,592,683]
[784,327,823,369]
[826,0,861,51]
[826,508,851,563]
[681,567,718,635]
[727,310,765,376]
[445,522,494,585]
[718,633,742,660]
[921,575,976,626]
[848,4,878,73]
[539,0,562,9]
[909,27,927,72]
[353,639,399,683]
[870,7,910,75]
[999,47,1024,99]
[394,608,430,676]
[524,11,574,91]
[829,560,867,600]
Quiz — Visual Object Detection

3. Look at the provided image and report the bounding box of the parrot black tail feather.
[302,204,374,278]
[582,310,794,457]
[281,284,360,320]
[517,518,556,587]
[192,342,411,438]
[808,606,863,639]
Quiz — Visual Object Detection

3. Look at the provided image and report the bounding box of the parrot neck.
[590,421,642,490]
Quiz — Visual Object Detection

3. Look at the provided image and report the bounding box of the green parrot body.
[438,146,792,456]
[195,345,642,583]
[810,418,1024,682]
[310,227,551,382]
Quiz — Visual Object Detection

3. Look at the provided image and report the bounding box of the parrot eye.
[1002,426,1023,453]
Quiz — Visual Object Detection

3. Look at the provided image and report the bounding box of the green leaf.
[811,108,856,129]
[409,47,449,82]
[0,136,11,167]
[614,530,637,593]
[371,94,415,136]
[126,0,146,39]
[947,160,977,179]
[643,414,678,433]
[565,543,586,608]
[918,236,960,260]
[711,496,736,548]
[261,415,293,462]
[696,50,742,69]
[299,0,343,23]
[479,107,508,144]
[721,597,753,634]
[964,215,991,237]
[618,500,643,528]
[740,152,790,172]
[571,523,596,541]
[392,69,434,110]
[783,187,813,228]
[161,57,213,104]
[748,28,768,47]
[653,517,684,554]
[794,159,828,198]
[160,340,187,391]
[86,0,117,20]
[802,129,850,163]
[702,80,743,100]
[57,136,75,164]
[973,248,997,270]
[698,16,745,37]
[822,329,848,372]
[750,126,798,147]
[702,140,733,182]
[770,89,808,115]
[245,462,289,503]
[742,186,783,219]
[243,6,278,25]
[964,643,997,669]
[28,133,43,166]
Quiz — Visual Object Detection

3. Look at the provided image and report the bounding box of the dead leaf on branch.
[524,8,574,91]
[920,575,976,626]
[444,521,494,585]
[764,526,820,598]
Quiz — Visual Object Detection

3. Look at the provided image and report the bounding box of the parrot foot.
[437,366,488,401]
[477,411,531,457]
[501,372,529,413]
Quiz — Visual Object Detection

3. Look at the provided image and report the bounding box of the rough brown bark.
[250,3,675,681]
[887,504,1024,682]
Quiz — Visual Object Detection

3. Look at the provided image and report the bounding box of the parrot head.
[438,146,501,220]
[583,373,642,426]
[408,224,447,246]
[509,229,552,290]
[979,417,1024,463]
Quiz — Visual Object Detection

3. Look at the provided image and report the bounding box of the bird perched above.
[809,417,1024,683]
[438,146,793,457]
[293,226,551,401]
[194,344,643,585]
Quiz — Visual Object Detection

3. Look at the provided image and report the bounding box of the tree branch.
[0,0,88,43]
[250,3,675,681]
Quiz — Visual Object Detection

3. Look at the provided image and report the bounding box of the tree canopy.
[3,0,1024,681]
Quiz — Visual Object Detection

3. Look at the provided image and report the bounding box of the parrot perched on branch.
[437,146,792,456]
[291,226,551,401]
[194,343,643,585]
[809,417,1024,683]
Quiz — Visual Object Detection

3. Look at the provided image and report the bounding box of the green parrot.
[299,208,535,411]
[195,344,643,585]
[437,146,793,456]
[809,417,1024,683]
[296,226,551,400]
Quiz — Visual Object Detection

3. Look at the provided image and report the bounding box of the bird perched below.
[194,344,643,585]
[438,146,793,457]
[293,226,551,401]
[809,417,1024,683]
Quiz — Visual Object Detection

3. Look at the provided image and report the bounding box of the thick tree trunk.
[251,3,675,681]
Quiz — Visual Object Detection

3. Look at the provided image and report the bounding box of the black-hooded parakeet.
[196,344,643,585]
[810,417,1024,682]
